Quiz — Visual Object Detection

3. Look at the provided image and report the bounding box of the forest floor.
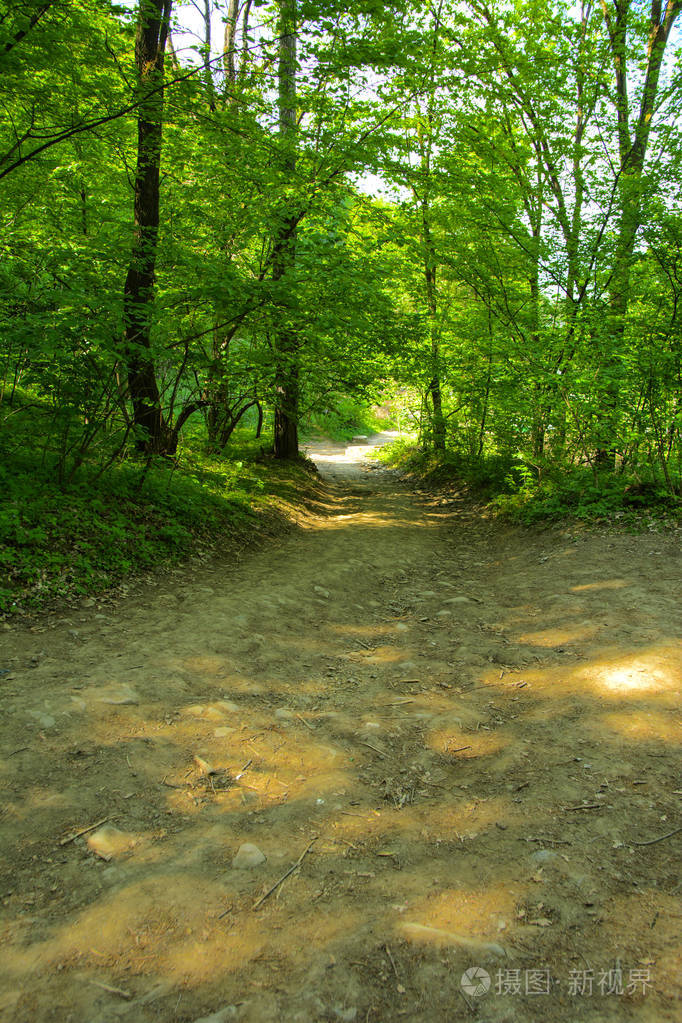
[0,435,680,1023]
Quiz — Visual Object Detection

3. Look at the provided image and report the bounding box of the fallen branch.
[59,816,111,847]
[384,943,400,979]
[253,837,318,911]
[89,979,131,1000]
[631,826,682,847]
[361,741,386,757]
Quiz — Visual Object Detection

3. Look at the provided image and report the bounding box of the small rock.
[217,701,239,713]
[351,435,368,443]
[186,704,206,716]
[333,1007,358,1022]
[28,710,56,729]
[275,708,294,720]
[436,610,452,618]
[444,596,471,605]
[214,726,235,738]
[194,755,216,776]
[192,1007,240,1023]
[531,849,557,864]
[200,706,226,721]
[232,843,266,869]
[97,685,139,706]
[87,825,136,861]
[313,586,330,599]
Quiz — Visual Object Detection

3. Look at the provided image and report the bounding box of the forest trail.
[0,439,680,1023]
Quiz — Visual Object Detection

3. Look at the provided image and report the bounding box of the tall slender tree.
[272,0,300,459]
[122,0,173,454]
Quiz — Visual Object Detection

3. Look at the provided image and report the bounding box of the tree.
[122,0,174,454]
[271,0,301,459]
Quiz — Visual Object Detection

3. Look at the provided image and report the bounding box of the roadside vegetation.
[374,437,681,527]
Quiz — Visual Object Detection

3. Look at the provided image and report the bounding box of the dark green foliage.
[0,428,298,613]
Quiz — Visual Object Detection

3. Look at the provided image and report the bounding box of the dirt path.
[1,438,680,1023]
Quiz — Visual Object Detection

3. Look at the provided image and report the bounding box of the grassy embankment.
[373,437,681,527]
[0,418,324,616]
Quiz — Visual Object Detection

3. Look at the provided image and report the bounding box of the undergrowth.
[374,439,681,526]
[0,426,318,615]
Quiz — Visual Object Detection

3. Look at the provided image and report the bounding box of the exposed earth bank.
[0,436,680,1022]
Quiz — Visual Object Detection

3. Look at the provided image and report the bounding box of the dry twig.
[89,979,131,1000]
[361,741,386,757]
[631,826,682,847]
[59,816,111,847]
[252,837,318,910]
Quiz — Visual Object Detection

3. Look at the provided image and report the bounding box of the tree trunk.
[416,12,446,454]
[422,200,445,453]
[598,0,681,463]
[223,0,238,89]
[272,0,299,460]
[123,0,173,455]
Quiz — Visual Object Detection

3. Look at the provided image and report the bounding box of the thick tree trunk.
[272,0,299,460]
[123,0,172,454]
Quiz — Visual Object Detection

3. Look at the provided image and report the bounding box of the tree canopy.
[1,0,680,584]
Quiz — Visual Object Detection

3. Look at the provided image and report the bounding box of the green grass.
[374,439,681,526]
[0,425,319,615]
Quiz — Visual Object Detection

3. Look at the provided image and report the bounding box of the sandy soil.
[0,435,680,1023]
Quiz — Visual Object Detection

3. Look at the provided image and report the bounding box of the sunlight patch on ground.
[183,655,228,676]
[595,709,682,744]
[571,579,628,592]
[426,726,508,761]
[518,624,601,647]
[341,645,410,665]
[583,651,680,695]
[314,510,425,530]
[400,884,520,944]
